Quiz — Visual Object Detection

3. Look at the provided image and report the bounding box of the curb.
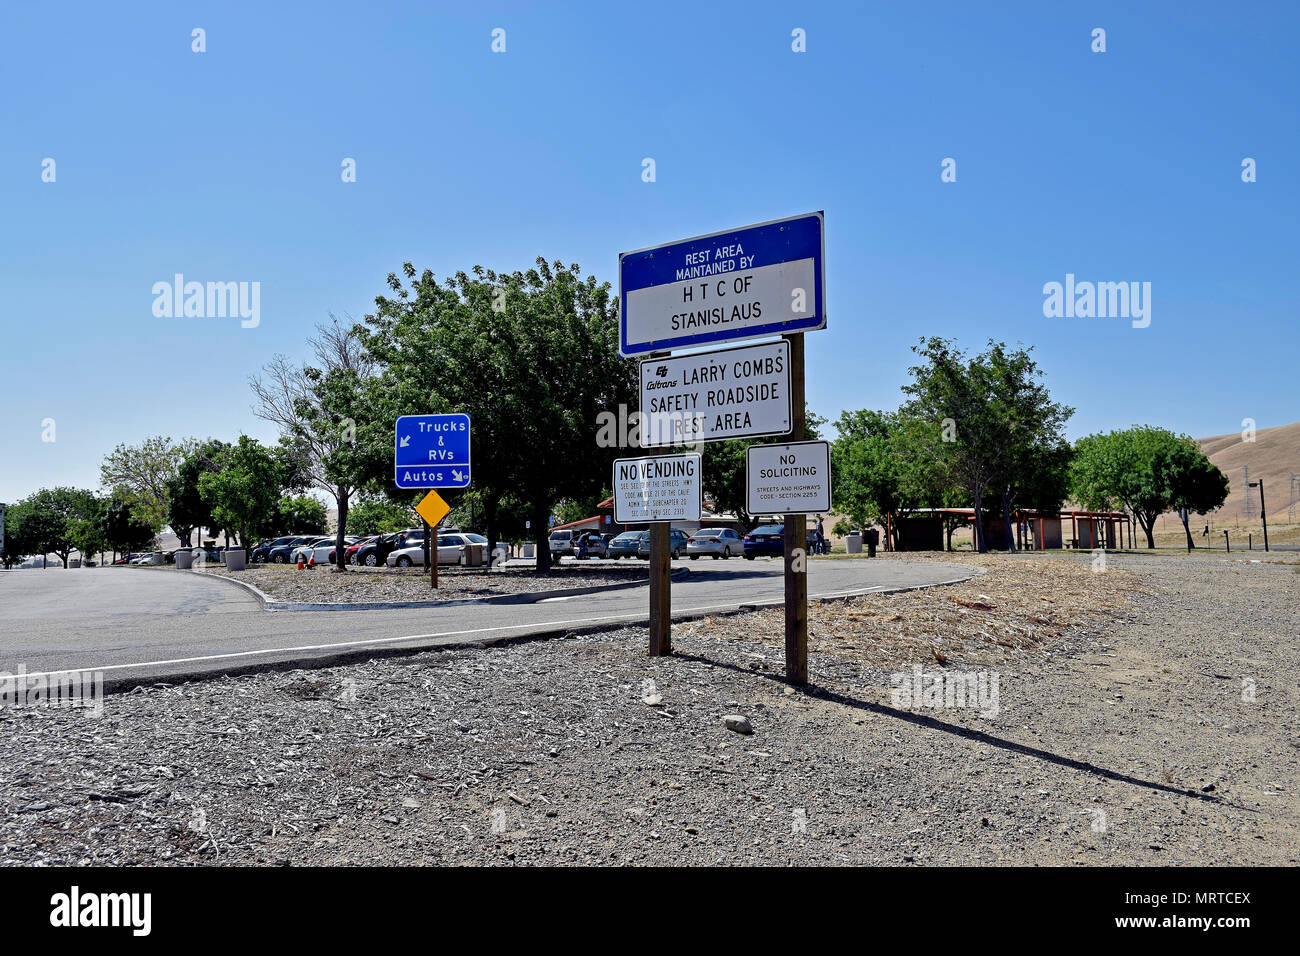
[93,563,984,695]
[180,566,689,611]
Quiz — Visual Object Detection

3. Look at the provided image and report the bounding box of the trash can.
[522,542,535,559]
[175,549,194,570]
[845,532,862,554]
[224,548,247,571]
[149,551,165,565]
[460,544,485,567]
[70,557,82,568]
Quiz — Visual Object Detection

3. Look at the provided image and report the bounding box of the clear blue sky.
[2,0,1296,504]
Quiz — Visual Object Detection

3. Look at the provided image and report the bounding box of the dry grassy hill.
[1194,422,1298,522]
[1154,421,1300,543]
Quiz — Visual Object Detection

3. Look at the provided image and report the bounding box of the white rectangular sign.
[612,453,703,524]
[639,340,791,447]
[619,212,825,356]
[746,441,832,515]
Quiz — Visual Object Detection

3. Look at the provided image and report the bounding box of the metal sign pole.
[783,333,808,685]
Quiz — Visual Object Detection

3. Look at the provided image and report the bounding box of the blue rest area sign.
[618,211,825,357]
[394,413,472,489]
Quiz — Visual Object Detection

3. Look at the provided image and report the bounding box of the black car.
[266,535,318,564]
[250,535,304,563]
[351,532,404,567]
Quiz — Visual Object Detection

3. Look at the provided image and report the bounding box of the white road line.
[17,579,960,680]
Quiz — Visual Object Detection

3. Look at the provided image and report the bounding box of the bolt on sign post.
[619,212,825,672]
[395,413,471,589]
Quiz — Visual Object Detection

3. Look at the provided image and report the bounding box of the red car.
[345,536,376,565]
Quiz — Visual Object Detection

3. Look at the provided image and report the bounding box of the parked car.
[386,531,487,567]
[547,529,578,563]
[289,537,332,564]
[250,535,304,564]
[294,536,359,565]
[384,528,435,567]
[637,529,689,559]
[267,535,318,564]
[574,532,608,558]
[344,536,376,565]
[351,533,391,566]
[441,532,489,565]
[686,527,743,559]
[743,524,785,559]
[607,531,644,559]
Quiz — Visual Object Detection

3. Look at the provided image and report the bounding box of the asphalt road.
[0,558,978,686]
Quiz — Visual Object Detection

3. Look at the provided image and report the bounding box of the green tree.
[984,344,1074,551]
[166,439,229,546]
[100,436,195,532]
[1167,439,1230,550]
[340,495,406,535]
[831,409,948,545]
[555,490,610,527]
[103,496,158,558]
[1,501,33,568]
[11,487,99,567]
[357,259,637,571]
[1073,427,1227,549]
[276,495,329,536]
[68,495,109,565]
[902,338,1072,553]
[252,317,386,571]
[198,436,284,550]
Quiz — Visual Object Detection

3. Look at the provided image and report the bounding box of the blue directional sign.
[619,211,825,357]
[394,413,471,489]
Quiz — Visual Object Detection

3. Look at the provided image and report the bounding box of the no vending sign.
[612,453,703,524]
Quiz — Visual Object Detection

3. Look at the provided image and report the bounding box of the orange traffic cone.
[297,556,306,569]
[307,556,315,568]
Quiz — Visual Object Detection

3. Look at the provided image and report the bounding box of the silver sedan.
[686,527,743,559]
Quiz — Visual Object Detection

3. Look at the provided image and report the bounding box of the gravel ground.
[202,563,652,604]
[2,552,1296,866]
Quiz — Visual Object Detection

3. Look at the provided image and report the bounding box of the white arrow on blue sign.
[618,211,825,357]
[394,413,472,489]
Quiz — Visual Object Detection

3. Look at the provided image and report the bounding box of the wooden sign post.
[618,212,825,676]
[782,333,808,684]
[649,521,671,656]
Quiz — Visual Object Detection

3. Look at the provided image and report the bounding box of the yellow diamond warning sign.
[414,490,451,528]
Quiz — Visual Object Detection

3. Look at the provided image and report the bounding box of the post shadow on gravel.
[670,651,1235,809]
